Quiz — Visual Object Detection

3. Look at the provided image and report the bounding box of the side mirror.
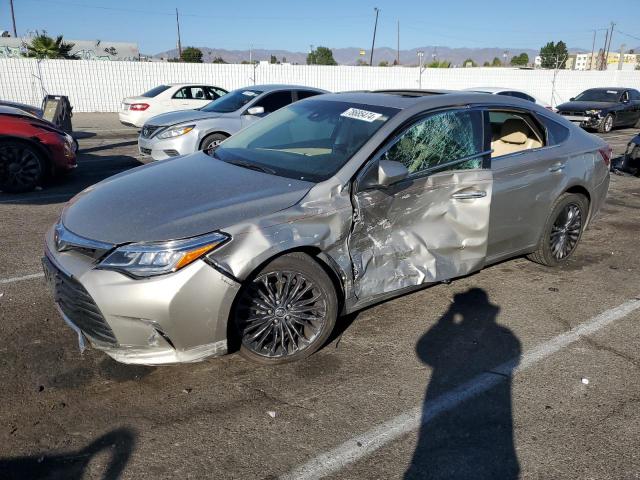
[622,98,630,104]
[569,97,575,101]
[246,106,265,116]
[378,160,409,187]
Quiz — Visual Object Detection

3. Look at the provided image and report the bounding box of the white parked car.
[119,84,228,128]
[464,87,554,110]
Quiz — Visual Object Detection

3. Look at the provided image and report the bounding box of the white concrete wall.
[1,58,639,112]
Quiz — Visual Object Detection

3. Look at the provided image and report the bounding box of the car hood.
[146,109,227,127]
[556,101,615,112]
[62,153,313,244]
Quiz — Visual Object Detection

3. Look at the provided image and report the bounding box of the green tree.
[539,41,568,69]
[378,60,389,67]
[211,56,227,64]
[483,61,491,67]
[24,31,78,59]
[180,47,203,63]
[510,52,529,66]
[307,46,337,65]
[463,58,477,67]
[491,57,502,67]
[428,60,451,68]
[356,58,368,66]
[269,54,278,64]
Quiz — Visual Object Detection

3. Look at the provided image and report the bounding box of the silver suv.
[138,84,327,160]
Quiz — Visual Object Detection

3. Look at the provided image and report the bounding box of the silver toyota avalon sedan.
[138,84,327,161]
[43,90,611,365]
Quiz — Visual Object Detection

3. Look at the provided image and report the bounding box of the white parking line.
[281,297,640,480]
[0,272,44,285]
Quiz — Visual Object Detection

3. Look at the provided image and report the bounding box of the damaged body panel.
[350,169,492,300]
[43,91,611,365]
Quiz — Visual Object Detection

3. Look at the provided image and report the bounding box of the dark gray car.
[43,91,610,365]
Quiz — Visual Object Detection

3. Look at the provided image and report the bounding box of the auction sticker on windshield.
[340,107,384,122]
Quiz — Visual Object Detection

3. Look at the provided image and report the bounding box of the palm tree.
[24,32,78,59]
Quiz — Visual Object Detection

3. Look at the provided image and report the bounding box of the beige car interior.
[491,117,543,157]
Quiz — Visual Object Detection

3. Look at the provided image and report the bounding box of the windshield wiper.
[227,159,276,175]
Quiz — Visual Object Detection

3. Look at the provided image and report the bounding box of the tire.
[200,133,228,154]
[233,252,338,365]
[0,141,46,193]
[527,193,589,267]
[597,113,614,133]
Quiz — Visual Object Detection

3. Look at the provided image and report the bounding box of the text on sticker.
[341,108,384,122]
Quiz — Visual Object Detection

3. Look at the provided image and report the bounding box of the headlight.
[98,232,229,278]
[156,124,195,139]
[585,109,602,116]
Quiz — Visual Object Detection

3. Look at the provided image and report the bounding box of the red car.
[0,106,77,193]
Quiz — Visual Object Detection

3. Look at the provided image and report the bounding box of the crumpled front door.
[348,168,493,300]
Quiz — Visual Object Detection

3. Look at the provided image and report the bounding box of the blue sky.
[3,0,639,54]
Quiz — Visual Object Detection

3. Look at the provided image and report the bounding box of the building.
[568,51,639,71]
[0,36,139,61]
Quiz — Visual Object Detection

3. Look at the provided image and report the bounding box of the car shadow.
[0,152,145,205]
[405,287,521,479]
[0,427,136,480]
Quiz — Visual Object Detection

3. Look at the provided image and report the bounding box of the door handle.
[451,190,487,200]
[549,163,565,172]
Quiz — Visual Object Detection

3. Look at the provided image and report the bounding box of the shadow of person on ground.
[0,427,136,480]
[405,288,521,480]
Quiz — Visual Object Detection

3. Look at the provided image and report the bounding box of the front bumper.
[138,131,199,161]
[43,227,240,365]
[559,113,603,129]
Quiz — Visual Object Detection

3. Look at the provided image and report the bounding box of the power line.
[615,29,640,42]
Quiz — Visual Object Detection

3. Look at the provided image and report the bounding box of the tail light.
[598,146,612,167]
[130,103,150,111]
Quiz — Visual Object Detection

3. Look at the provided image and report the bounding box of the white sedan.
[119,84,228,128]
[464,87,554,110]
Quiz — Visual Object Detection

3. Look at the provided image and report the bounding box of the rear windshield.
[574,90,620,102]
[214,99,398,182]
[141,85,171,98]
[201,89,263,113]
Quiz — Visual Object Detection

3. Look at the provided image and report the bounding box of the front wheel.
[233,253,338,365]
[598,114,614,133]
[0,141,46,193]
[201,133,228,155]
[527,193,589,267]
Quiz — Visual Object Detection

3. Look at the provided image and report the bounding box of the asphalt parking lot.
[1,115,639,479]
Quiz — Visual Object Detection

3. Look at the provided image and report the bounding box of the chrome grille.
[42,256,118,346]
[560,111,585,116]
[141,125,161,138]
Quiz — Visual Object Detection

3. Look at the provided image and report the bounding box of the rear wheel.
[527,193,589,266]
[0,141,46,193]
[201,133,228,155]
[233,253,337,365]
[597,113,614,133]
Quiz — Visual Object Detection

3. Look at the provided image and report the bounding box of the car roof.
[313,90,543,111]
[244,84,328,92]
[463,87,508,93]
[0,105,37,117]
[583,87,634,92]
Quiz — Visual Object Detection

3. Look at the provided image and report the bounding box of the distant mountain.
[154,45,551,66]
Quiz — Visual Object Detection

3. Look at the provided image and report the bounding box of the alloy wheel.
[603,115,613,132]
[237,270,328,358]
[549,203,582,260]
[0,144,43,191]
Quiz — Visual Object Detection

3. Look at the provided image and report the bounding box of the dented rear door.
[348,108,493,300]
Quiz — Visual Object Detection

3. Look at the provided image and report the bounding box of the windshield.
[574,89,621,102]
[214,100,398,182]
[141,85,171,98]
[201,89,263,113]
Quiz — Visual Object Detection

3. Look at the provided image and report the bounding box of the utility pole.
[589,30,596,70]
[396,20,400,66]
[176,8,182,60]
[9,0,18,37]
[604,22,615,69]
[369,7,379,66]
[417,51,425,88]
[600,29,609,70]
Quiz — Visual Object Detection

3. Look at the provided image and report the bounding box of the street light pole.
[9,0,18,37]
[176,8,182,60]
[417,51,424,88]
[369,7,379,66]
